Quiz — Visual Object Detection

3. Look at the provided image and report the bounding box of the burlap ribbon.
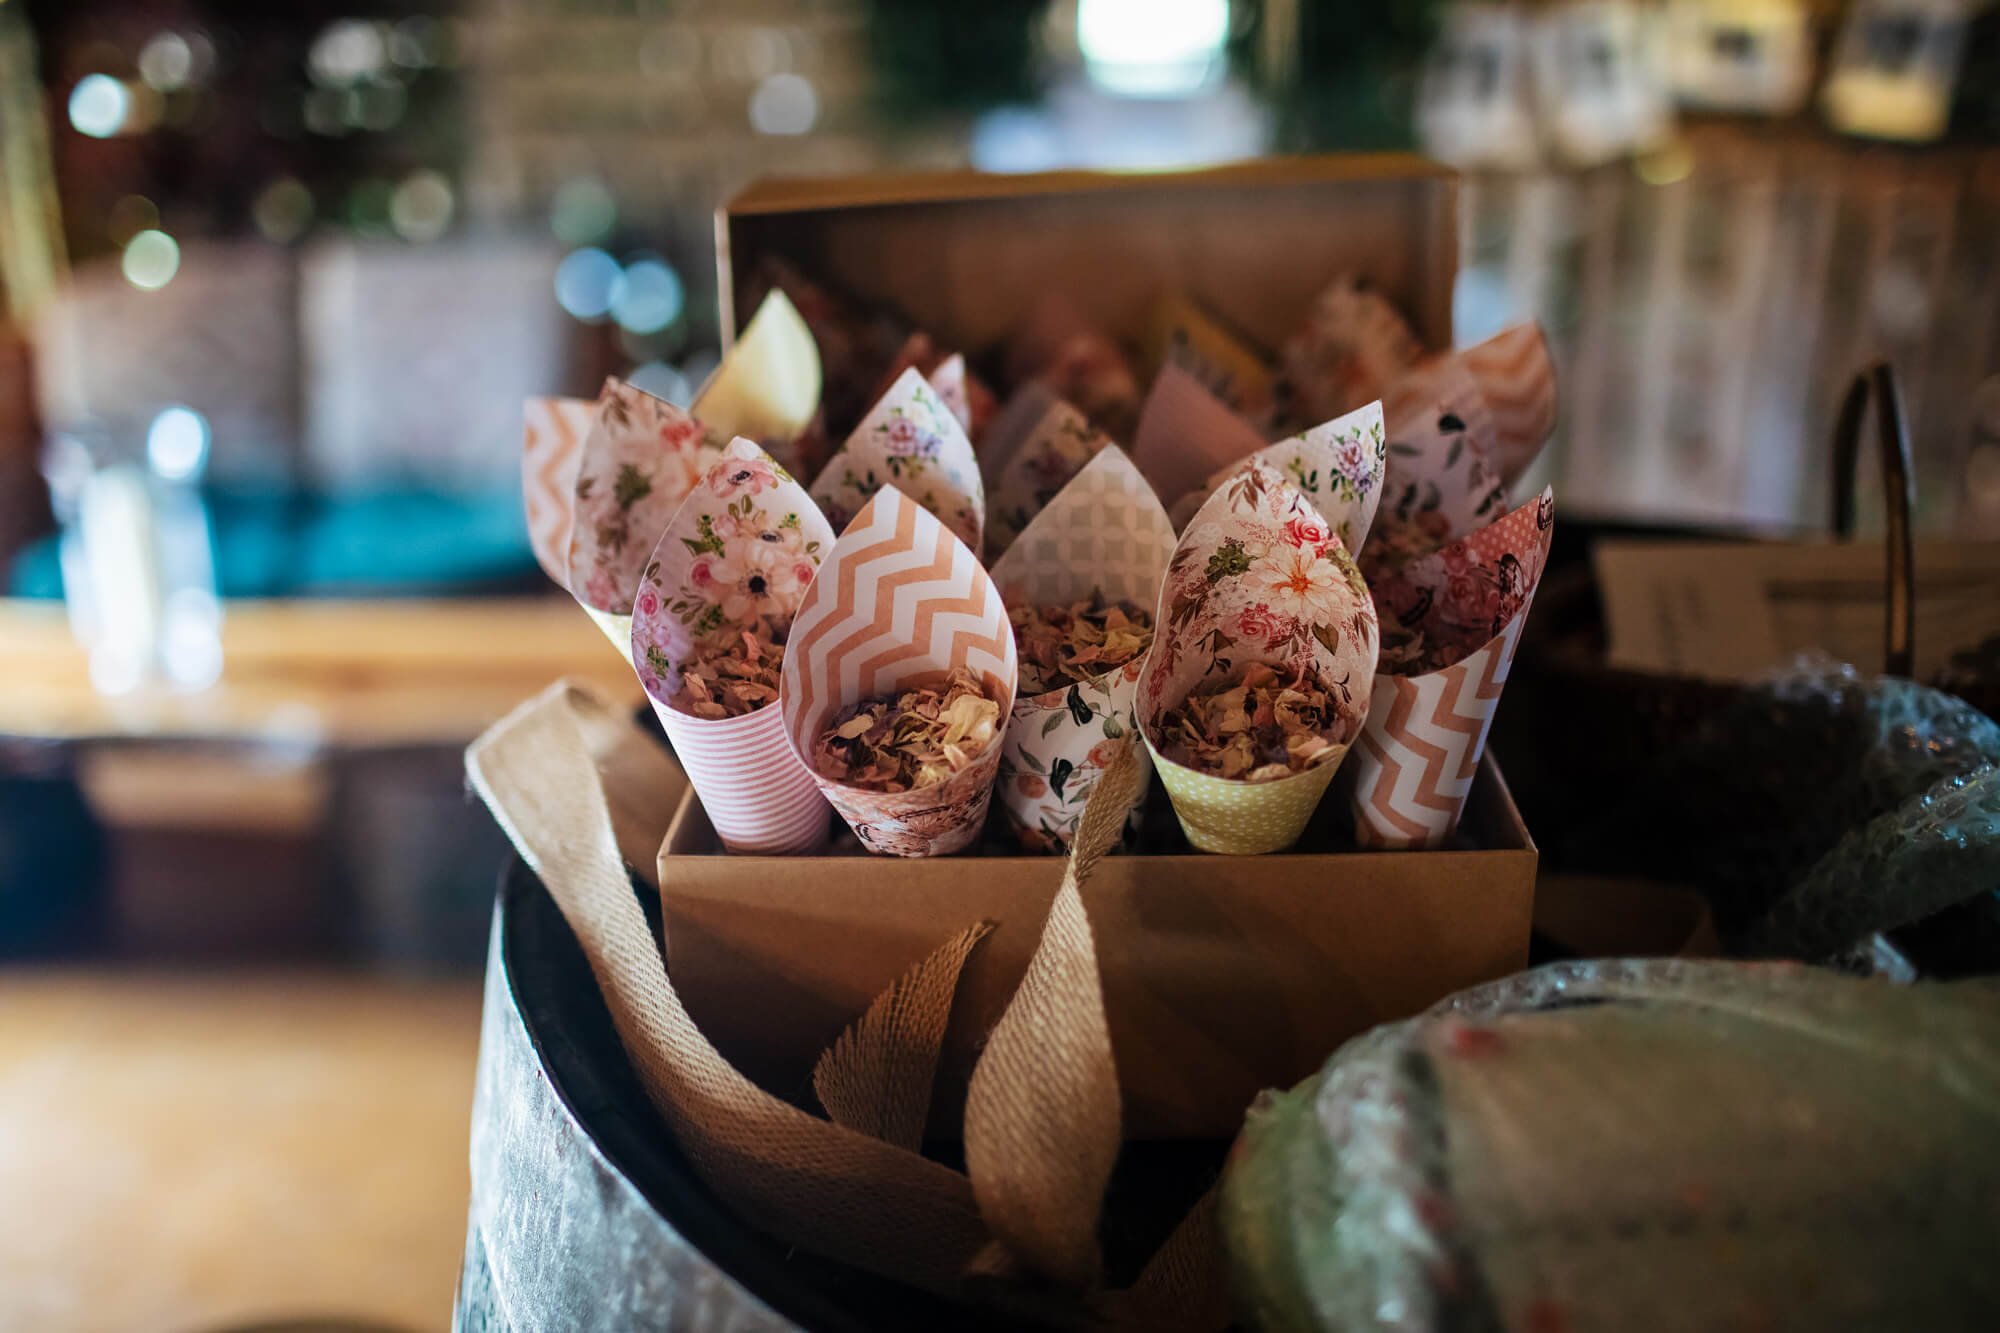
[467,681,1228,1329]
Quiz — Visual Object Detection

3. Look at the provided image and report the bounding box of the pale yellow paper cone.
[1145,738,1345,855]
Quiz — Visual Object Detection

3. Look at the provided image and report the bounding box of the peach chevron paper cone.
[1351,487,1554,849]
[630,439,835,854]
[780,486,1017,857]
[690,289,822,466]
[1137,464,1379,855]
[1130,363,1266,509]
[988,447,1176,851]
[522,395,596,588]
[984,396,1112,561]
[565,378,729,648]
[1271,273,1427,434]
[1460,322,1557,487]
[809,367,985,555]
[1364,323,1556,572]
[1166,401,1389,556]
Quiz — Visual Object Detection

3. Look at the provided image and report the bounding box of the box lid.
[716,154,1458,360]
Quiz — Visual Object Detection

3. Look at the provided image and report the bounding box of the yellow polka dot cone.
[1146,732,1349,854]
[1137,461,1379,856]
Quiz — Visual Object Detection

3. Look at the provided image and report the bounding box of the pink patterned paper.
[1370,488,1554,677]
[566,378,728,615]
[629,439,836,853]
[809,367,984,553]
[1272,273,1426,434]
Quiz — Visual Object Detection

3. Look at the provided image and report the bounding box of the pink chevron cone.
[1349,610,1526,850]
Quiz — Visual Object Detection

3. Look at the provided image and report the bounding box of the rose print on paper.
[1369,487,1553,676]
[809,367,984,550]
[1167,401,1388,557]
[566,377,729,616]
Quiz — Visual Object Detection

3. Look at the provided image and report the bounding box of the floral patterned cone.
[1350,489,1554,849]
[779,486,1017,857]
[809,367,985,556]
[566,377,728,647]
[522,395,597,588]
[988,447,1177,851]
[1270,273,1427,434]
[925,352,995,444]
[984,397,1112,561]
[1138,464,1379,855]
[1364,323,1555,574]
[1131,363,1266,509]
[1459,322,1557,487]
[690,289,822,469]
[1166,401,1389,555]
[631,439,835,854]
[977,381,1060,484]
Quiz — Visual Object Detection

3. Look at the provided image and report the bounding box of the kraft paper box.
[659,753,1535,1140]
[645,157,1528,1140]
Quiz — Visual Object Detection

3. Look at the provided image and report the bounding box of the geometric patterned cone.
[522,395,597,588]
[780,486,1017,857]
[630,439,835,854]
[988,447,1176,851]
[1348,611,1527,850]
[1146,743,1343,856]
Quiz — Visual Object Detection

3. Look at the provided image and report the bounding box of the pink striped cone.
[1349,609,1527,851]
[630,439,836,855]
[654,697,829,854]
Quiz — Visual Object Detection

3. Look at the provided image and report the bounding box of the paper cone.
[810,366,985,555]
[979,381,1060,484]
[1364,356,1508,574]
[630,439,835,853]
[1137,463,1379,855]
[925,352,994,443]
[1146,290,1276,423]
[565,377,728,646]
[1131,364,1266,509]
[691,289,822,459]
[1008,295,1143,441]
[985,397,1113,561]
[1166,401,1389,558]
[1459,322,1557,486]
[1351,488,1555,849]
[1272,272,1426,434]
[781,486,1017,857]
[522,395,596,588]
[988,447,1176,851]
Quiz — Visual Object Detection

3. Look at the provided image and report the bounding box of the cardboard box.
[658,157,1532,1140]
[662,755,1535,1140]
[717,155,1458,356]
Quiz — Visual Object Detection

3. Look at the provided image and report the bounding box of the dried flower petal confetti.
[674,618,786,719]
[1011,598,1155,698]
[811,667,1002,793]
[1156,662,1345,783]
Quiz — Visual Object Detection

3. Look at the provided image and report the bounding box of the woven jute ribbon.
[468,680,1228,1329]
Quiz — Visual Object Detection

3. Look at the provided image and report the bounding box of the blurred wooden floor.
[0,971,482,1332]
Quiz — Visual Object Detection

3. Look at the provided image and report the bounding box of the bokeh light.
[554,248,622,322]
[748,73,817,135]
[1078,0,1230,96]
[107,195,161,247]
[627,361,693,407]
[147,406,211,482]
[390,171,455,243]
[69,74,131,138]
[138,33,195,92]
[121,230,181,290]
[253,178,315,243]
[611,258,685,335]
[550,178,617,246]
[310,20,387,86]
